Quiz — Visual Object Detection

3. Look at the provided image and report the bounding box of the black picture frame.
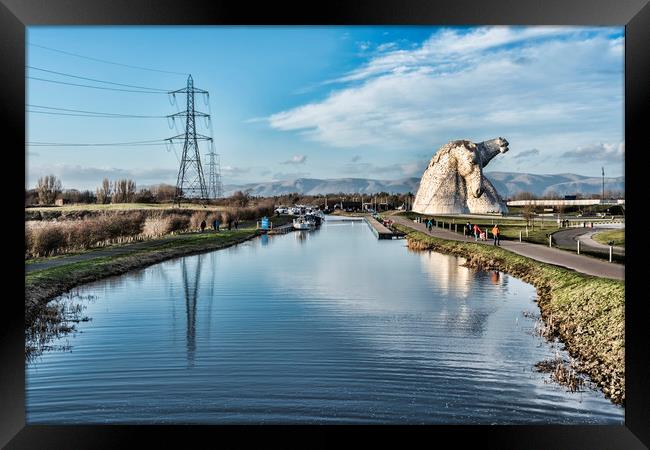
[2,0,648,448]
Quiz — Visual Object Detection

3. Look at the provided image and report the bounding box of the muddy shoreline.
[394,223,624,405]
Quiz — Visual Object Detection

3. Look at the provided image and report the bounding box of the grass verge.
[593,229,625,247]
[393,222,624,405]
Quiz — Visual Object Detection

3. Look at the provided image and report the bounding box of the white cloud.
[562,142,624,161]
[267,26,624,160]
[356,41,372,51]
[222,165,252,176]
[376,42,398,52]
[281,154,307,164]
[513,148,541,160]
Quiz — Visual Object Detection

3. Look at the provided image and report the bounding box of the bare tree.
[112,179,137,203]
[96,178,112,204]
[230,190,250,207]
[36,175,62,205]
[152,183,176,202]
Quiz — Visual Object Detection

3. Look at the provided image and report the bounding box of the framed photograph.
[3,0,648,447]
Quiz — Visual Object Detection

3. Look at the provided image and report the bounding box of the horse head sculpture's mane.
[427,140,477,168]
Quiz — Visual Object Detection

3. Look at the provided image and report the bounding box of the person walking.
[200,219,206,233]
[473,224,481,241]
[213,217,220,232]
[492,224,501,246]
[234,218,239,230]
[465,221,472,238]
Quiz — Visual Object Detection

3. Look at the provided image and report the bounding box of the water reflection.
[181,255,203,365]
[25,291,95,361]
[417,250,509,297]
[416,250,473,297]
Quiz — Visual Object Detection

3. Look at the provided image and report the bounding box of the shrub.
[25,212,147,257]
[30,226,66,257]
[190,211,209,229]
[142,218,169,237]
[206,213,220,227]
[25,226,33,257]
[220,211,232,224]
[165,214,191,233]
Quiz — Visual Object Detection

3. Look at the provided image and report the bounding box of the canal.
[26,219,623,424]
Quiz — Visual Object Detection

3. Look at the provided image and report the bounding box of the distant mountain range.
[224,172,624,198]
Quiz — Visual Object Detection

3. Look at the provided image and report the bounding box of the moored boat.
[293,216,313,230]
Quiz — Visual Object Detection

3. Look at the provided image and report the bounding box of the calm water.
[26,220,623,424]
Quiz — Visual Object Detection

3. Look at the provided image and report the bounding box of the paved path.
[25,235,181,274]
[578,230,625,253]
[553,227,625,256]
[25,230,256,274]
[392,216,624,280]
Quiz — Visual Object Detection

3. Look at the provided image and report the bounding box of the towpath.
[391,216,624,281]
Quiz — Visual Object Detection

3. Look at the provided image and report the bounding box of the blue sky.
[26,26,624,190]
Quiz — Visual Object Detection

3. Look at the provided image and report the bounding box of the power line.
[29,43,189,76]
[27,76,169,94]
[27,66,169,92]
[27,139,168,147]
[28,111,170,119]
[28,104,167,118]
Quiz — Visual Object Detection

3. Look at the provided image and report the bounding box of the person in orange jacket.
[492,224,501,246]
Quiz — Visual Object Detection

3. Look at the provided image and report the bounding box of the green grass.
[393,221,625,405]
[593,229,625,247]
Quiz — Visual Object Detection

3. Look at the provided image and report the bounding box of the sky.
[25,26,625,191]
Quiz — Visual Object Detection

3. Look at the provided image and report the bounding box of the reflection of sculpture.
[413,138,509,214]
[417,250,472,297]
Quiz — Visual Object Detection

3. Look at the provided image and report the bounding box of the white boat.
[293,216,313,230]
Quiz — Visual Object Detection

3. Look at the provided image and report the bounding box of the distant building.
[54,198,66,206]
[507,199,624,207]
[334,201,362,211]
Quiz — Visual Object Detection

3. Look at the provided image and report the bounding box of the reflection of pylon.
[181,255,202,366]
[166,74,211,202]
[206,147,223,199]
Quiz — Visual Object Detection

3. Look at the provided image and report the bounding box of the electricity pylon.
[166,74,211,203]
[206,147,223,199]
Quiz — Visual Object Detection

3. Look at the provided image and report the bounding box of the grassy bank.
[393,222,625,405]
[593,229,625,247]
[25,229,259,329]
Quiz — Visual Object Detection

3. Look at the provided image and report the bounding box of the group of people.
[199,216,239,233]
[465,221,501,246]
[420,216,500,246]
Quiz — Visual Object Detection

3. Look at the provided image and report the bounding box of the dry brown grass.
[25,212,147,258]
